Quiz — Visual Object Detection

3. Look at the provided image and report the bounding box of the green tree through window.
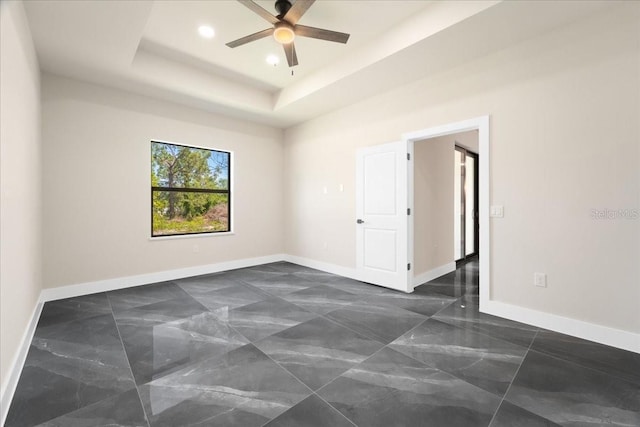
[151,141,230,236]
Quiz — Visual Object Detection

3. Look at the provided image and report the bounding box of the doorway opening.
[454,145,479,266]
[404,116,490,307]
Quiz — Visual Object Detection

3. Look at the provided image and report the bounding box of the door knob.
[356,219,364,224]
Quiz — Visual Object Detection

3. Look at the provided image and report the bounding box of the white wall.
[284,3,640,335]
[414,136,454,276]
[0,0,42,396]
[41,75,284,289]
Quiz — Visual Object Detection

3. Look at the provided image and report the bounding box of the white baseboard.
[1,301,43,426]
[283,255,359,281]
[39,254,287,302]
[481,300,640,354]
[412,262,456,288]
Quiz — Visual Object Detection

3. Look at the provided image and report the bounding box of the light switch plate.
[490,205,504,218]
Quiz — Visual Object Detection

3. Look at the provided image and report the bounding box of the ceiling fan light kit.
[226,0,350,68]
[273,22,295,44]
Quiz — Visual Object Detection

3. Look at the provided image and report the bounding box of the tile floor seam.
[178,306,255,366]
[432,315,539,351]
[385,320,524,402]
[107,292,152,427]
[109,297,233,382]
[134,340,311,427]
[310,392,359,427]
[428,316,535,352]
[12,299,142,427]
[256,392,359,427]
[309,330,427,400]
[216,307,260,340]
[265,320,400,412]
[487,329,539,426]
[238,279,284,298]
[314,317,446,390]
[528,333,640,386]
[319,302,431,344]
[525,346,640,388]
[160,280,331,395]
[423,297,461,319]
[254,343,317,395]
[379,339,471,388]
[306,350,395,427]
[220,297,322,345]
[316,311,390,345]
[251,313,388,392]
[313,345,502,427]
[35,292,113,330]
[416,287,465,299]
[250,342,318,425]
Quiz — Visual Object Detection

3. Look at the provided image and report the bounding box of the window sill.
[149,232,235,241]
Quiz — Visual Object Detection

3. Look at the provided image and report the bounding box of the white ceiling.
[23,0,615,128]
[143,1,433,90]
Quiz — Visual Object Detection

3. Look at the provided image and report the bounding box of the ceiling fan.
[226,0,350,67]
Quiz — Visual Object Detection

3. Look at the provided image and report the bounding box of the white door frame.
[402,116,490,308]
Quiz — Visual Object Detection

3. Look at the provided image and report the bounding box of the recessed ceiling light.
[266,54,280,66]
[198,25,215,39]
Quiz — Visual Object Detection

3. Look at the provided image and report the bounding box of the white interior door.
[356,141,410,292]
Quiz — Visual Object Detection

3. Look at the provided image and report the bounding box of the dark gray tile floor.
[5,260,640,427]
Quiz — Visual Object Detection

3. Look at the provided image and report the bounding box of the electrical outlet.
[534,272,547,288]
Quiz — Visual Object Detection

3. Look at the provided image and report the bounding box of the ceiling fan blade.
[237,0,279,25]
[226,28,274,48]
[283,0,315,25]
[283,42,298,67]
[295,25,350,44]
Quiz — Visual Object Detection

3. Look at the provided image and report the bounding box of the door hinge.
[407,263,411,271]
[407,153,411,160]
[407,208,411,215]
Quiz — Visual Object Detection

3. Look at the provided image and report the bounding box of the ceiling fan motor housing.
[275,0,293,18]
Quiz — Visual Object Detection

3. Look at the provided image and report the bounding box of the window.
[151,141,231,237]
